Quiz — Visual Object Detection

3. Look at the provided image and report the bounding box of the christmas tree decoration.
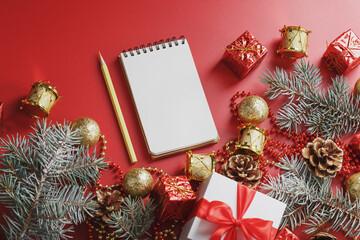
[323,29,360,75]
[302,138,343,179]
[221,154,262,188]
[345,172,360,200]
[71,117,101,147]
[123,168,154,198]
[275,227,299,240]
[92,189,124,224]
[185,150,216,181]
[355,77,360,96]
[311,232,337,240]
[278,25,311,59]
[222,30,268,78]
[0,120,107,240]
[108,196,157,240]
[261,60,360,139]
[237,95,269,124]
[262,155,360,238]
[151,175,196,220]
[21,80,61,118]
[180,172,286,240]
[235,124,267,156]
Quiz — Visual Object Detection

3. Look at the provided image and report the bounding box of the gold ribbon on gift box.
[225,31,266,63]
[163,176,195,200]
[325,38,360,74]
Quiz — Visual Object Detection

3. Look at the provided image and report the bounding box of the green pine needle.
[260,60,360,139]
[0,119,107,240]
[262,155,360,239]
[108,196,157,240]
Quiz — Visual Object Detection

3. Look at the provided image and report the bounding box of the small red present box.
[275,227,299,240]
[323,29,360,75]
[151,175,196,220]
[222,31,268,79]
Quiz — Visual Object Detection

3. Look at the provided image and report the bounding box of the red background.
[0,0,359,239]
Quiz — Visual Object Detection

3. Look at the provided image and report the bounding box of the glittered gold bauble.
[345,172,360,200]
[237,95,269,124]
[123,168,154,198]
[354,78,360,96]
[71,117,101,147]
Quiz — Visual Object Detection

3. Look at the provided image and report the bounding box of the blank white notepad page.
[120,38,218,158]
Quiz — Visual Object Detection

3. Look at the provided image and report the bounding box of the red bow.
[194,183,277,240]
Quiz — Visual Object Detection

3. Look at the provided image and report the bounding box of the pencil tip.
[98,52,105,64]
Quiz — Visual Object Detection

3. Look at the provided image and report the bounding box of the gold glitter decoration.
[355,78,360,96]
[71,117,101,147]
[278,25,311,59]
[185,151,216,181]
[123,168,154,198]
[21,80,61,118]
[345,172,360,200]
[237,95,269,124]
[235,124,267,156]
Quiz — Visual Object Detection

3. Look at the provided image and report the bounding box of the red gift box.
[323,29,360,75]
[222,31,268,79]
[275,227,299,240]
[151,175,196,220]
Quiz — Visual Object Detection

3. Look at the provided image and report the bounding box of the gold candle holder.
[278,25,311,59]
[185,151,217,181]
[234,124,267,156]
[21,80,61,118]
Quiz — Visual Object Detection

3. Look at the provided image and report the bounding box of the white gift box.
[179,172,286,240]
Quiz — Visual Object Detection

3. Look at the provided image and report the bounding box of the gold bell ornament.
[234,124,267,157]
[185,151,217,181]
[278,25,311,59]
[21,80,61,118]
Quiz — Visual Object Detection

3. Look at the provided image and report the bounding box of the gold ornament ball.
[237,95,269,124]
[71,117,101,147]
[355,78,360,96]
[123,168,154,198]
[345,172,360,200]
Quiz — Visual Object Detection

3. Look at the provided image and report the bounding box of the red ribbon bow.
[194,183,277,240]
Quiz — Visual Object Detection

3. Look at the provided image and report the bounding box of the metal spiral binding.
[121,36,185,57]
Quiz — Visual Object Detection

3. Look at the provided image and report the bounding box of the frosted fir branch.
[262,155,360,239]
[0,119,107,240]
[260,60,360,139]
[108,196,157,240]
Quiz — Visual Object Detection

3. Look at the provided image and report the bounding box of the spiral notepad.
[119,36,219,159]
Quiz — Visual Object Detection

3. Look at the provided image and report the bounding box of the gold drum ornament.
[185,151,217,181]
[234,124,267,156]
[21,80,61,118]
[278,26,311,59]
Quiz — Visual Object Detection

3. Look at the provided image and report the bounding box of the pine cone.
[92,189,124,224]
[221,154,262,188]
[310,232,337,240]
[302,138,343,179]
